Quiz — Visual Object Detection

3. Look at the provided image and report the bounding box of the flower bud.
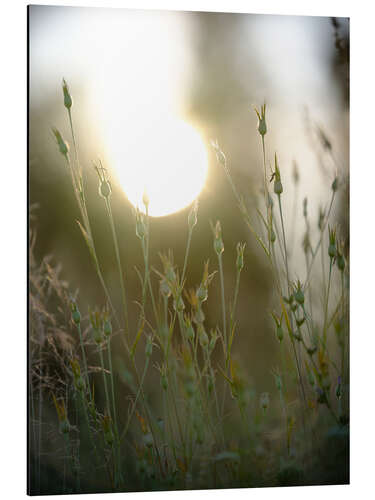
[273,154,283,195]
[293,281,304,305]
[103,319,112,338]
[99,179,111,199]
[62,78,72,109]
[213,220,224,256]
[332,176,339,192]
[52,127,69,157]
[255,103,267,136]
[328,226,337,259]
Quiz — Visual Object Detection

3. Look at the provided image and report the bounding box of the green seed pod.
[59,418,70,435]
[270,228,276,243]
[198,325,209,348]
[332,177,338,192]
[276,325,284,342]
[72,309,81,325]
[99,180,111,199]
[93,328,102,345]
[209,329,218,352]
[196,284,208,303]
[52,128,69,157]
[328,244,337,259]
[173,295,185,313]
[294,283,304,305]
[103,319,112,338]
[62,79,72,109]
[274,179,283,195]
[213,221,224,256]
[185,317,195,341]
[255,103,267,136]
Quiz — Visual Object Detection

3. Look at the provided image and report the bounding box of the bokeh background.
[29,5,349,422]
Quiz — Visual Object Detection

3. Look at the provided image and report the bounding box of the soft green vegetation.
[28,81,349,494]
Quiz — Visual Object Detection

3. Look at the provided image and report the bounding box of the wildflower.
[254,103,267,136]
[62,78,72,109]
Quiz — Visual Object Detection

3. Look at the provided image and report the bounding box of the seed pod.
[71,308,81,325]
[62,78,72,109]
[254,103,267,136]
[99,179,111,199]
[273,154,283,195]
[52,127,69,157]
[103,319,112,338]
[294,282,304,305]
[185,316,195,341]
[173,295,185,313]
[276,325,284,342]
[213,220,224,256]
[332,176,339,192]
[93,328,102,344]
[196,284,208,303]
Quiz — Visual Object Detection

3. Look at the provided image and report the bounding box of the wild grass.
[28,81,349,494]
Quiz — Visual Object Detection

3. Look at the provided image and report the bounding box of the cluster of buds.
[101,414,114,446]
[271,312,284,343]
[94,160,112,199]
[52,127,69,158]
[271,154,283,195]
[62,78,73,110]
[213,220,224,256]
[70,358,85,392]
[52,394,70,434]
[188,199,198,232]
[254,103,267,136]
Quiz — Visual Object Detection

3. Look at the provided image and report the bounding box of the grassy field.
[28,80,349,495]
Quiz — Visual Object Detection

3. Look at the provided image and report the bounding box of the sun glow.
[104,115,208,217]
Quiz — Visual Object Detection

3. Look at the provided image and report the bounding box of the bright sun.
[105,115,209,217]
